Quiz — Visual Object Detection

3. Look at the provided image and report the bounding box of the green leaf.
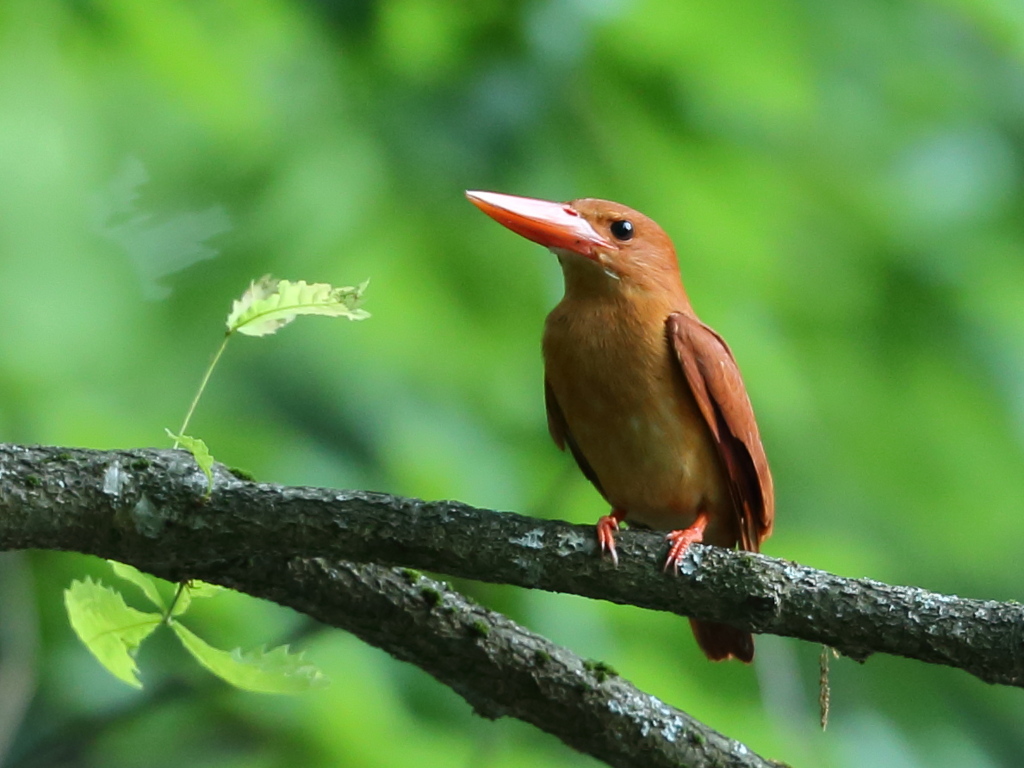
[171,622,329,694]
[226,276,370,337]
[108,560,166,610]
[64,578,162,689]
[165,429,214,495]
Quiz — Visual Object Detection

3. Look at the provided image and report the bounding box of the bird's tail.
[689,619,754,662]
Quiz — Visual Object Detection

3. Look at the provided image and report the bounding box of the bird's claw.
[663,530,701,573]
[663,512,710,573]
[596,512,623,567]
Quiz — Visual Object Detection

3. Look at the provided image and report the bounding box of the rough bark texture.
[2,444,1020,687]
[194,556,781,768]
[1,443,1021,765]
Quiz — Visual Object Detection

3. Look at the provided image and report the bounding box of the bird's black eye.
[609,219,634,241]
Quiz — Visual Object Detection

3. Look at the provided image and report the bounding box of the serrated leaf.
[64,578,162,688]
[165,429,214,495]
[108,560,166,610]
[226,276,370,337]
[171,622,328,694]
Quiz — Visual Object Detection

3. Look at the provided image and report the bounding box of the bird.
[465,189,774,662]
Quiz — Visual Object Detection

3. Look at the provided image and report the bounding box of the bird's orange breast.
[543,293,736,546]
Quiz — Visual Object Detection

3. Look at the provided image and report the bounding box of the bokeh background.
[1,0,1024,766]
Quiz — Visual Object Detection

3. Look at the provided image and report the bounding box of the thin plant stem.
[164,582,188,623]
[174,333,233,448]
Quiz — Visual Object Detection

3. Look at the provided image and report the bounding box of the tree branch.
[0,444,787,768]
[1,442,1021,765]
[186,555,780,768]
[2,444,1020,688]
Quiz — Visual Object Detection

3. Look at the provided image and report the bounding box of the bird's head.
[466,190,685,300]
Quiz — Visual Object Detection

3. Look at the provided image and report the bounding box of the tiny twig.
[819,645,831,730]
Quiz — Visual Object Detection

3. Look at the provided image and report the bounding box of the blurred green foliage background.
[1,0,1023,765]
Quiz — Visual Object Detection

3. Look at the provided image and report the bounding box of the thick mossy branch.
[177,557,781,768]
[1,443,1023,693]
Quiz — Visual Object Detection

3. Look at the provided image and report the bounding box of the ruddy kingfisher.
[467,190,774,662]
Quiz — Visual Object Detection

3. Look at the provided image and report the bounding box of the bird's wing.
[545,378,607,499]
[667,313,774,551]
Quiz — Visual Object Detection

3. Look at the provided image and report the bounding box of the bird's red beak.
[466,190,612,259]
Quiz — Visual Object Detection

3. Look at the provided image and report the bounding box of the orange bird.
[466,190,774,662]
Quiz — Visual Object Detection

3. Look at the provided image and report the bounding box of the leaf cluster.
[65,562,327,694]
[64,275,369,693]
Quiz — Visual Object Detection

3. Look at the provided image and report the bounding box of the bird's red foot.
[596,509,627,566]
[664,511,710,573]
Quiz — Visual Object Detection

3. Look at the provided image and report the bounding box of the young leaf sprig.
[66,562,328,693]
[172,277,369,484]
[65,274,367,692]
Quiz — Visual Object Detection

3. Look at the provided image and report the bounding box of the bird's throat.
[555,250,622,298]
